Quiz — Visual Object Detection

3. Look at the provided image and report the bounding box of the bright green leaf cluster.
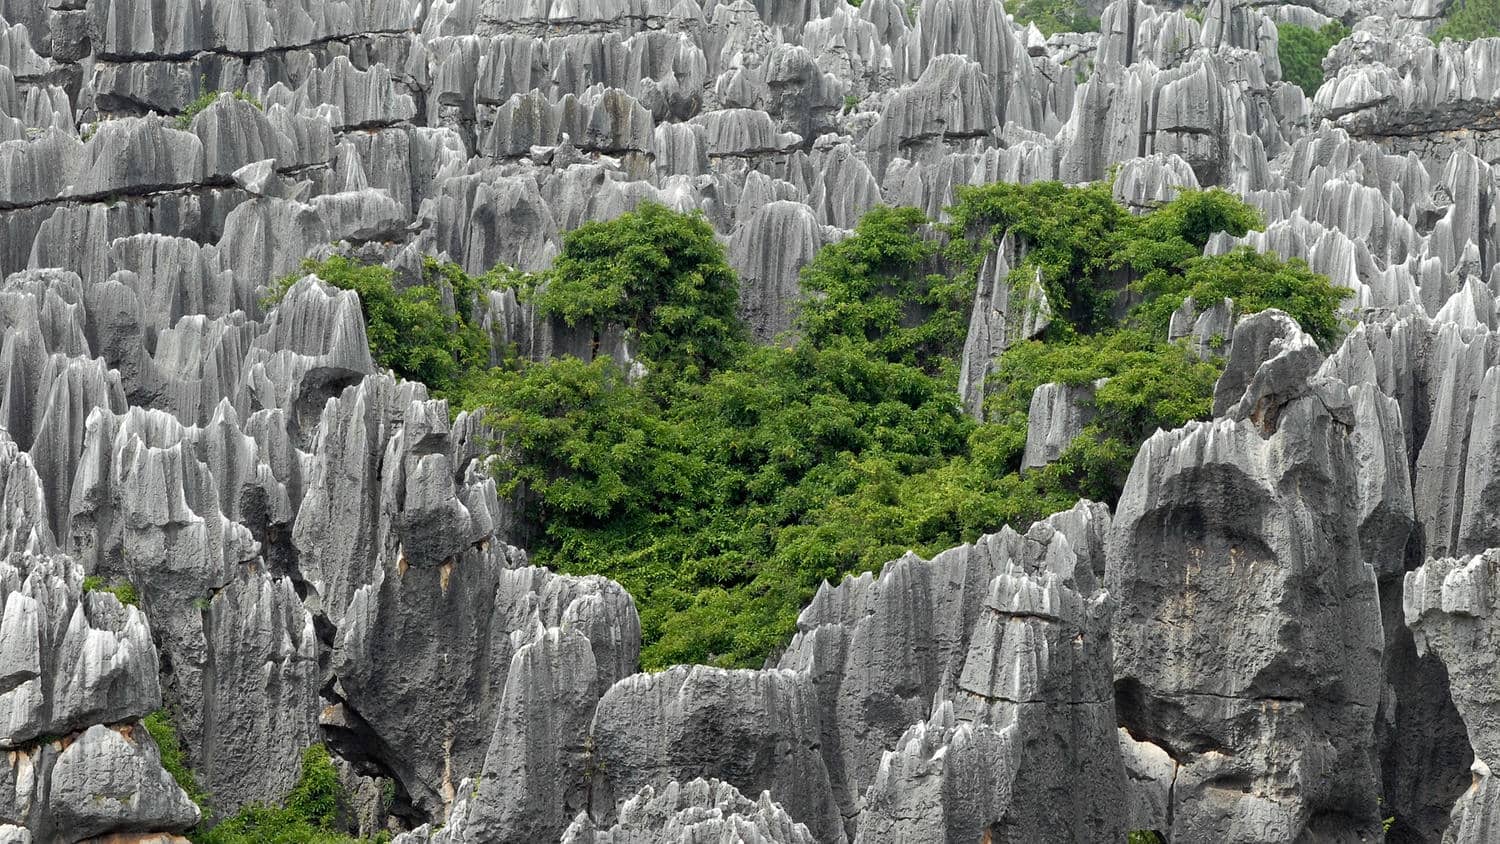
[1277,22,1350,97]
[82,574,139,607]
[364,188,1342,670]
[145,709,387,843]
[175,77,263,130]
[947,180,1130,335]
[1130,246,1348,350]
[195,744,388,844]
[799,205,966,373]
[144,709,211,811]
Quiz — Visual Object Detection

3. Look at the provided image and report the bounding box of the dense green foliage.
[1277,22,1350,97]
[476,210,974,665]
[799,205,966,370]
[1130,245,1347,349]
[1433,0,1500,42]
[508,201,744,378]
[1011,0,1100,35]
[82,575,139,607]
[266,184,1340,668]
[947,180,1131,334]
[271,256,492,399]
[459,186,1345,667]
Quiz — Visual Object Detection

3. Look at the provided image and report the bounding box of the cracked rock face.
[1109,315,1385,842]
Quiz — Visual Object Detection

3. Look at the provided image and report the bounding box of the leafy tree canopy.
[512,201,744,378]
[1277,22,1350,97]
[294,189,1344,669]
[1433,0,1500,42]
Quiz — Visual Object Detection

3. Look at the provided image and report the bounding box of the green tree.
[798,205,966,371]
[1130,246,1348,349]
[1277,22,1351,97]
[1433,0,1500,42]
[458,188,1342,669]
[271,256,492,400]
[517,201,743,378]
[947,180,1129,335]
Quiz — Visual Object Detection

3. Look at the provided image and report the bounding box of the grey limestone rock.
[74,118,205,199]
[197,563,319,813]
[562,778,817,844]
[44,722,201,840]
[467,626,600,842]
[1108,349,1384,840]
[728,200,822,343]
[956,239,1050,419]
[1113,152,1201,212]
[1414,322,1496,561]
[588,665,844,843]
[863,54,995,180]
[775,501,1114,834]
[3,0,1500,836]
[1020,380,1100,472]
[1405,549,1500,843]
[0,552,161,749]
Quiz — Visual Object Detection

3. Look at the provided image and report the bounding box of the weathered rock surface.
[4,0,1500,839]
[1109,314,1386,842]
[561,778,817,844]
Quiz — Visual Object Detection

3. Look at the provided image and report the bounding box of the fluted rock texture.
[4,0,1500,840]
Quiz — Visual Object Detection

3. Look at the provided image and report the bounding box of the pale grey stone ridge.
[561,778,818,844]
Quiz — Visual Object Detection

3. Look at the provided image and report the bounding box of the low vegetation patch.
[1011,0,1101,34]
[175,78,263,130]
[82,575,139,607]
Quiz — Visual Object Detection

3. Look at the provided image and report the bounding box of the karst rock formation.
[3,0,1500,839]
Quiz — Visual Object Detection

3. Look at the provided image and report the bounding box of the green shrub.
[510,201,744,378]
[82,575,140,607]
[196,744,385,844]
[422,189,1343,669]
[175,77,262,130]
[1130,246,1348,349]
[1433,0,1500,42]
[472,189,1345,668]
[1277,21,1350,97]
[269,256,493,400]
[1011,0,1101,34]
[144,708,383,844]
[798,205,963,372]
[947,180,1130,335]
